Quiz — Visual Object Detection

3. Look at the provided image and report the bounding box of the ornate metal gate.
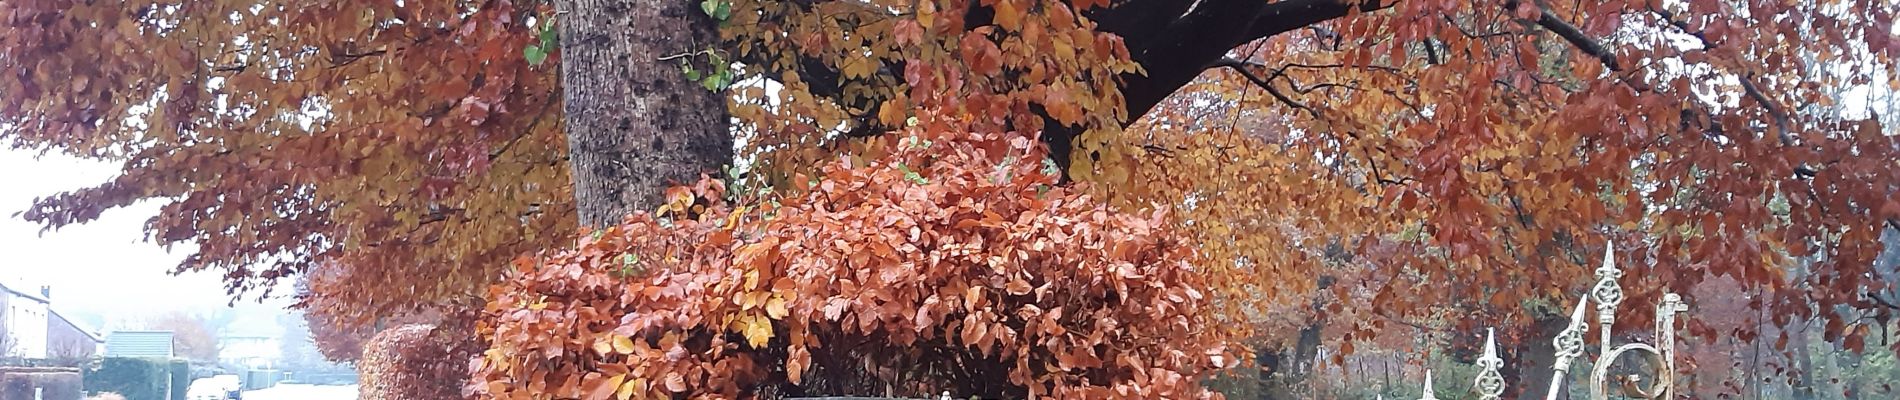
[1401,243,1690,400]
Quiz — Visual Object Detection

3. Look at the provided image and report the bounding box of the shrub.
[475,115,1241,399]
[358,320,478,400]
[83,358,168,400]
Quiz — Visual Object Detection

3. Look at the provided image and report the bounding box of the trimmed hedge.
[1,369,83,400]
[359,323,477,400]
[83,358,169,400]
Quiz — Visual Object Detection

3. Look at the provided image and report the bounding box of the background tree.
[145,312,220,362]
[0,310,16,359]
[2,0,572,329]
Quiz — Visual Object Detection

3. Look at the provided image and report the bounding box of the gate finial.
[1546,298,1589,400]
[1475,328,1506,400]
[1590,242,1625,356]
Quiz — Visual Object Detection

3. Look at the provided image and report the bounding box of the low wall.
[0,367,83,400]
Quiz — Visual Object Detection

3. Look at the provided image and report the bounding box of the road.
[241,384,359,400]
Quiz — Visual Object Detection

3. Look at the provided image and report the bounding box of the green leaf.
[682,62,701,81]
[713,1,732,21]
[523,45,547,65]
[615,254,644,277]
[897,163,928,184]
[539,25,557,47]
[701,0,721,18]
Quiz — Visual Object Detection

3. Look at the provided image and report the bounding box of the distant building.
[1,281,102,359]
[219,336,280,369]
[104,331,175,358]
[218,312,284,369]
[0,282,50,358]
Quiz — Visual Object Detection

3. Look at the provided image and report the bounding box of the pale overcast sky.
[0,148,294,331]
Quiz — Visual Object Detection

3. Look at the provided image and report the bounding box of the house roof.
[48,308,105,343]
[0,281,49,304]
[105,331,175,358]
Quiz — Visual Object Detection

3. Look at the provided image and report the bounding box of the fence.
[1395,243,1689,400]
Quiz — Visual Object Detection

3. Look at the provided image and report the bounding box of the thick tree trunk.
[1512,314,1569,400]
[1257,275,1334,400]
[561,0,733,227]
[1255,322,1322,400]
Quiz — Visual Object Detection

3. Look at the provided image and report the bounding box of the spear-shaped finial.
[1545,297,1590,400]
[1591,242,1625,360]
[1420,369,1438,400]
[1475,328,1506,400]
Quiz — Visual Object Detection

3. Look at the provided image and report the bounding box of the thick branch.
[1529,8,1621,71]
[1739,73,1796,145]
[736,0,1408,180]
[1120,0,1398,121]
[1245,0,1395,42]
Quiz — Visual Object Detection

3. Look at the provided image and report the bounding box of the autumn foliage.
[360,323,481,400]
[475,111,1239,399]
[1,0,570,327]
[7,0,1900,398]
[298,262,452,362]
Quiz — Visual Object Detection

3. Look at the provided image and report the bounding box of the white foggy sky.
[0,148,294,331]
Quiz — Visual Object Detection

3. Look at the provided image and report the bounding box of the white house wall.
[4,294,49,358]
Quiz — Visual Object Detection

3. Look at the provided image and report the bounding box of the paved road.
[241,384,359,400]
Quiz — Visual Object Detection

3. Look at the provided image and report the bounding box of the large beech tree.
[4,0,1897,398]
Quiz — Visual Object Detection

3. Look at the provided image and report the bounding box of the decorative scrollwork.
[1552,300,1589,367]
[1475,329,1506,400]
[1589,343,1666,399]
[1405,240,1690,400]
[1590,243,1625,357]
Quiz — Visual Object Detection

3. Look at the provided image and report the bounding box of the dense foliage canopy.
[5,0,1898,397]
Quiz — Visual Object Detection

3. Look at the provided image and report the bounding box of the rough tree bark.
[561,0,734,227]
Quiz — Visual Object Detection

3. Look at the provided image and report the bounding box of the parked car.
[186,375,243,400]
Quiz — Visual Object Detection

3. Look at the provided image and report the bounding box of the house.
[218,312,284,369]
[0,282,105,360]
[218,335,280,369]
[0,282,49,358]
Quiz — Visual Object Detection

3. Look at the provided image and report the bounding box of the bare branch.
[1212,58,1317,117]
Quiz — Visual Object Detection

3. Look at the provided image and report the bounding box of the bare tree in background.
[0,311,17,360]
[45,338,90,367]
[145,312,220,361]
